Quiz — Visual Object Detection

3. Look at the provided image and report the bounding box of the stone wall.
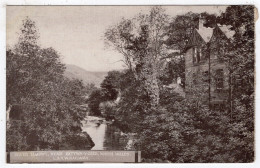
[185,46,229,107]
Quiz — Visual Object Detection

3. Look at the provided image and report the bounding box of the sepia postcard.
[5,5,256,164]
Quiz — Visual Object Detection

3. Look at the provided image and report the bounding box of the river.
[81,116,128,150]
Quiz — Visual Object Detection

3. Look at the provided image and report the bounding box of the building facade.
[185,20,235,109]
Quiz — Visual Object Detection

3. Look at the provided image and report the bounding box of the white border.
[0,0,259,168]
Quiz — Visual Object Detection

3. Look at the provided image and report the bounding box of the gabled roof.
[186,23,235,51]
[186,28,206,47]
[196,26,214,43]
[209,24,235,44]
[217,24,235,39]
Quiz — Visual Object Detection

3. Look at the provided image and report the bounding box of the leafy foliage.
[105,7,171,107]
[6,17,94,151]
[100,6,254,163]
[99,101,117,120]
[100,71,121,101]
[88,88,103,116]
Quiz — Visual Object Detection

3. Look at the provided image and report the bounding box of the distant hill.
[64,64,108,87]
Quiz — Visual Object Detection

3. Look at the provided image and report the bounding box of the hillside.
[64,64,108,87]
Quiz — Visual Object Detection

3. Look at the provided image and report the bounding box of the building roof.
[196,26,214,43]
[186,22,235,50]
[186,29,206,48]
[217,24,235,39]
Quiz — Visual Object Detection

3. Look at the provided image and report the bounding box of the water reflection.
[81,116,127,150]
[103,124,127,150]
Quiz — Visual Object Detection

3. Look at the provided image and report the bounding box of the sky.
[6,6,227,72]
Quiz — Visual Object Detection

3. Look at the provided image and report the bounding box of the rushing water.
[81,116,127,150]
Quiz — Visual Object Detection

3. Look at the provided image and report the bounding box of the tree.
[100,71,121,101]
[219,6,254,108]
[105,7,170,108]
[202,6,254,114]
[217,5,254,161]
[166,12,200,54]
[88,89,103,116]
[114,70,151,133]
[6,17,94,151]
[101,6,254,162]
[160,12,201,85]
[7,18,41,107]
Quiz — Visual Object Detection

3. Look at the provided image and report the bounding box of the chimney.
[193,17,199,29]
[198,18,205,30]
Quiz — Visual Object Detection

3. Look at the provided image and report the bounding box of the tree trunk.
[143,62,160,109]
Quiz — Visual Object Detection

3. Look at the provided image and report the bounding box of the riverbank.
[59,132,95,150]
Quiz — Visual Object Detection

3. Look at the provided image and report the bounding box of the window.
[211,48,218,59]
[211,103,225,111]
[219,47,225,55]
[193,47,197,63]
[235,74,242,89]
[216,47,226,62]
[192,73,197,85]
[197,48,201,63]
[193,47,202,64]
[216,69,224,91]
[203,71,209,83]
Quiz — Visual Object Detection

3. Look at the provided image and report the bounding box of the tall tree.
[161,12,202,86]
[7,18,40,107]
[7,17,93,151]
[105,7,169,108]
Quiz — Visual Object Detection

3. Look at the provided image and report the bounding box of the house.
[185,19,235,109]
